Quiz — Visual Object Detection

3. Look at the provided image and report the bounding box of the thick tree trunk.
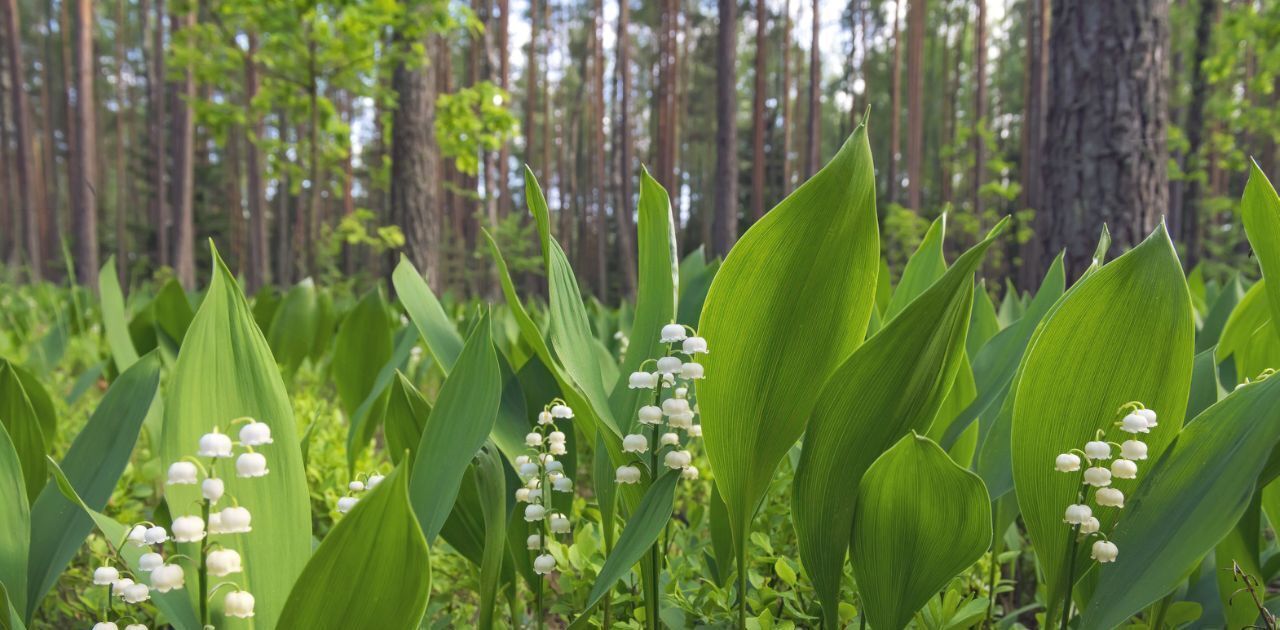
[1040,0,1169,278]
[887,0,902,204]
[149,0,168,269]
[712,0,738,258]
[391,36,440,290]
[171,10,196,287]
[72,0,98,286]
[2,0,41,279]
[1017,0,1049,288]
[971,0,986,218]
[114,0,128,287]
[780,0,793,194]
[244,35,268,290]
[905,0,925,210]
[805,0,820,177]
[0,40,12,265]
[496,0,510,216]
[615,0,638,297]
[526,0,538,168]
[1177,0,1217,270]
[750,0,767,222]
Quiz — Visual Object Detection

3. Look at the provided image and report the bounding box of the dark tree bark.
[781,0,793,194]
[391,36,440,290]
[72,0,98,286]
[1177,0,1217,270]
[171,9,196,287]
[244,34,268,290]
[887,0,902,204]
[805,0,820,177]
[114,0,128,287]
[1039,0,1169,278]
[2,0,41,279]
[712,0,738,257]
[905,0,925,210]
[971,0,986,218]
[149,0,168,269]
[750,0,767,222]
[526,0,538,168]
[496,0,510,216]
[0,38,12,265]
[615,0,638,298]
[1017,0,1049,288]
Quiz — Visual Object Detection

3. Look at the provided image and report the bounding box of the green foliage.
[435,81,519,175]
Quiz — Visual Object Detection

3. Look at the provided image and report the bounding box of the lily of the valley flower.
[1110,459,1138,479]
[680,362,705,380]
[660,323,687,343]
[1091,540,1119,563]
[239,421,273,446]
[142,526,169,545]
[202,478,225,503]
[1095,487,1125,508]
[623,433,648,453]
[167,461,198,485]
[533,553,557,575]
[526,534,543,550]
[525,432,544,447]
[1063,504,1092,524]
[538,411,554,425]
[150,564,185,593]
[1082,466,1111,487]
[336,497,359,514]
[550,404,574,419]
[215,506,252,534]
[660,432,680,447]
[682,336,708,354]
[172,516,206,543]
[1083,441,1111,460]
[1120,440,1148,460]
[616,465,642,484]
[348,480,365,492]
[1079,517,1101,534]
[628,371,659,389]
[638,405,663,425]
[138,553,163,572]
[367,474,385,488]
[1136,408,1157,429]
[681,466,700,480]
[1119,412,1150,434]
[656,356,683,374]
[93,566,120,586]
[207,549,243,576]
[121,582,150,604]
[197,431,233,458]
[1054,453,1081,472]
[664,450,693,470]
[549,513,571,534]
[524,504,547,522]
[224,590,256,618]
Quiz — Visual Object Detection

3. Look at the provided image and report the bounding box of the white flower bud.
[660,324,687,343]
[549,513,571,534]
[1136,408,1157,429]
[197,432,233,458]
[367,474,385,488]
[138,552,163,572]
[1095,487,1125,508]
[526,534,543,550]
[545,460,564,474]
[1084,441,1111,460]
[235,452,269,478]
[1120,440,1148,460]
[538,411,554,425]
[525,432,544,447]
[680,362,705,380]
[549,442,567,455]
[224,591,256,618]
[125,624,147,630]
[616,465,642,484]
[1110,459,1138,479]
[533,553,557,575]
[548,431,566,444]
[656,357,682,375]
[1079,517,1101,534]
[660,433,680,447]
[202,477,225,504]
[519,462,539,478]
[167,461,199,485]
[681,466,700,480]
[527,488,543,502]
[1082,466,1112,487]
[662,398,691,416]
[239,421,273,446]
[515,455,531,466]
[1063,504,1092,525]
[687,424,702,438]
[127,525,148,547]
[628,372,658,389]
[524,504,547,522]
[93,566,120,585]
[143,526,169,545]
[1091,540,1119,563]
[1054,453,1081,472]
[553,476,573,493]
[216,507,252,533]
[682,336,708,354]
[348,480,366,493]
[623,434,649,453]
[336,497,359,513]
[94,623,119,630]
[551,404,574,419]
[171,516,205,543]
[515,488,531,502]
[664,450,692,470]
[150,564,185,593]
[122,582,150,603]
[668,411,695,429]
[1120,413,1150,434]
[207,549,242,577]
[638,405,663,425]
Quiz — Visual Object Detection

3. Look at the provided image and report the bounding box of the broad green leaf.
[25,353,160,618]
[277,465,430,630]
[1,581,25,630]
[0,362,44,502]
[44,458,199,629]
[793,221,1004,625]
[0,425,28,618]
[393,256,464,372]
[345,325,417,470]
[1012,226,1194,620]
[851,434,991,630]
[677,260,718,328]
[1217,280,1274,377]
[474,443,507,630]
[1081,374,1280,628]
[491,351,533,464]
[1196,275,1243,353]
[1186,347,1224,423]
[698,125,879,573]
[333,289,392,415]
[709,485,735,586]
[150,277,194,350]
[1241,162,1280,343]
[6,366,53,448]
[98,256,139,372]
[266,277,322,375]
[884,214,947,320]
[968,281,1001,358]
[1213,494,1262,629]
[160,246,311,629]
[409,312,501,543]
[384,372,431,465]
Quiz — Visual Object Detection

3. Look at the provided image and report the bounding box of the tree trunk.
[905,0,925,210]
[114,0,128,287]
[71,0,98,286]
[391,35,440,291]
[171,9,196,287]
[971,0,986,218]
[149,0,168,269]
[1177,0,1217,270]
[750,0,767,222]
[615,0,638,298]
[591,0,611,299]
[887,0,902,204]
[712,0,738,258]
[1017,0,1049,288]
[1040,0,1169,278]
[244,34,268,290]
[781,0,793,194]
[0,38,12,265]
[275,111,293,285]
[526,0,538,168]
[2,0,41,279]
[805,0,820,177]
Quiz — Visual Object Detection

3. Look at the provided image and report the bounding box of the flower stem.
[737,534,748,630]
[1057,484,1093,630]
[199,498,210,626]
[647,382,665,630]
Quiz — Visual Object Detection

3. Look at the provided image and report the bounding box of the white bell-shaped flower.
[674,387,689,400]
[1136,408,1157,429]
[623,433,648,453]
[682,336,708,355]
[138,552,163,572]
[527,488,543,502]
[515,488,531,503]
[202,477,225,504]
[197,431,233,458]
[167,461,198,485]
[1091,540,1119,563]
[538,410,554,425]
[526,534,543,550]
[1054,453,1081,472]
[121,582,150,603]
[1063,504,1092,525]
[336,497,359,514]
[1095,487,1125,508]
[664,450,692,470]
[1082,466,1112,487]
[638,405,663,425]
[127,525,148,547]
[172,516,205,543]
[143,526,169,545]
[524,504,547,522]
[662,398,691,416]
[93,566,120,586]
[93,622,118,630]
[217,507,252,533]
[533,553,557,575]
[660,432,680,447]
[549,442,567,455]
[348,480,365,493]
[1084,441,1111,460]
[207,512,224,534]
[206,549,242,577]
[112,578,134,594]
[680,362,705,380]
[628,371,658,389]
[687,424,702,438]
[668,411,695,429]
[549,513,571,534]
[660,324,687,343]
[519,462,539,478]
[1111,459,1138,480]
[239,421,273,446]
[224,590,256,618]
[367,474,385,488]
[681,466,700,480]
[662,372,677,386]
[616,465,642,484]
[1120,439,1148,460]
[525,432,544,447]
[656,356,683,375]
[124,624,147,630]
[551,404,574,419]
[548,431,566,444]
[1079,516,1101,534]
[1120,413,1150,434]
[235,452,269,478]
[515,455,531,466]
[545,460,564,474]
[553,476,573,493]
[150,564,185,593]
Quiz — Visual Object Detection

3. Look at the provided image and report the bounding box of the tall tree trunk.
[526,0,538,168]
[939,7,955,208]
[1040,0,1168,278]
[149,0,168,269]
[1017,0,1049,288]
[971,0,986,218]
[275,112,292,285]
[905,0,925,210]
[244,34,268,290]
[0,38,12,265]
[496,0,510,216]
[780,0,793,194]
[805,0,820,177]
[391,36,440,290]
[591,0,611,299]
[750,0,767,222]
[38,0,58,275]
[887,0,902,204]
[712,0,737,257]
[303,40,320,278]
[72,0,98,286]
[171,9,196,287]
[114,0,128,287]
[1,0,41,279]
[615,0,638,297]
[1178,0,1217,270]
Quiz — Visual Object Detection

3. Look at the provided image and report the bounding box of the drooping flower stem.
[1057,483,1092,630]
[199,498,210,626]
[647,380,664,630]
[536,448,549,630]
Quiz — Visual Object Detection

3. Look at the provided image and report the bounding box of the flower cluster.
[516,400,577,576]
[335,472,386,514]
[1055,404,1156,565]
[618,323,706,486]
[93,418,270,627]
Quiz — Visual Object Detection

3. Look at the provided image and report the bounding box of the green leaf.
[393,256,464,373]
[793,221,1004,625]
[409,312,501,543]
[850,434,991,630]
[1,581,26,630]
[161,246,311,629]
[1080,374,1280,628]
[473,444,507,630]
[1196,275,1243,353]
[24,353,160,618]
[333,289,392,416]
[98,256,140,372]
[266,277,322,375]
[1217,279,1274,377]
[968,281,1001,358]
[698,125,879,570]
[1241,161,1280,343]
[0,363,45,502]
[1213,494,1263,629]
[884,214,947,320]
[384,372,431,465]
[277,464,430,630]
[346,325,417,470]
[1011,225,1194,620]
[0,424,28,618]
